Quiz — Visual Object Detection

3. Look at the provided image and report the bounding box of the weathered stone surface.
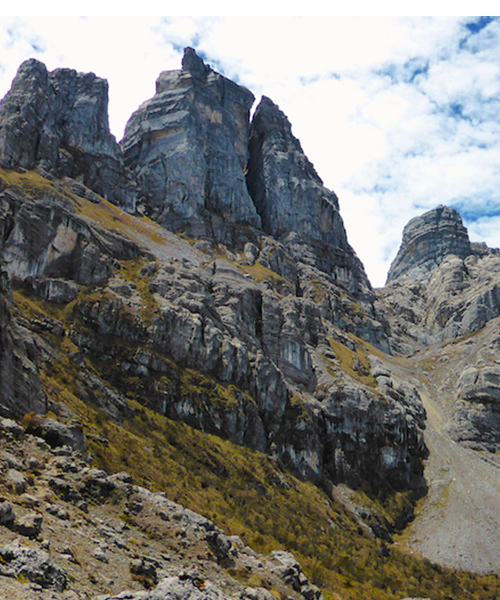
[380,206,500,454]
[0,184,141,288]
[122,47,260,238]
[0,418,25,438]
[0,59,135,209]
[15,510,43,538]
[381,242,500,349]
[129,557,158,586]
[6,468,27,493]
[0,450,23,470]
[270,551,323,600]
[439,332,500,452]
[96,574,234,600]
[0,264,46,417]
[37,417,87,452]
[247,96,372,299]
[0,498,16,527]
[29,277,80,303]
[386,205,472,284]
[0,541,67,590]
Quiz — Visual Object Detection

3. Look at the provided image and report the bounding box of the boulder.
[0,541,67,590]
[6,468,27,494]
[38,417,87,452]
[15,511,43,538]
[0,498,16,527]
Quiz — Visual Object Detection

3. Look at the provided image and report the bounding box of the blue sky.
[1,14,500,286]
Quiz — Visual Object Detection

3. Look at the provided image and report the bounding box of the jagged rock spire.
[122,47,260,239]
[0,59,135,208]
[247,95,372,296]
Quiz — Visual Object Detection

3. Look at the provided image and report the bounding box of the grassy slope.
[35,333,500,600]
[12,272,500,600]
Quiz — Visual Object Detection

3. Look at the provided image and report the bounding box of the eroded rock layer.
[386,205,472,285]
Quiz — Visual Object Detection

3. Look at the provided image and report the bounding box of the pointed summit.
[181,46,210,79]
[247,95,371,297]
[123,47,260,239]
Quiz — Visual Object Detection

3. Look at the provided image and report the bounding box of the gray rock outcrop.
[380,205,500,454]
[0,541,67,590]
[0,181,141,286]
[435,321,500,452]
[386,205,472,284]
[0,59,134,209]
[0,263,46,417]
[122,47,261,239]
[381,211,500,349]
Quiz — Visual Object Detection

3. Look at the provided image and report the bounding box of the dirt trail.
[391,351,500,574]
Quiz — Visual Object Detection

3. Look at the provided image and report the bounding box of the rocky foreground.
[0,417,323,600]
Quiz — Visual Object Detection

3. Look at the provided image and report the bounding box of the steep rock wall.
[247,96,372,299]
[0,262,46,417]
[122,47,261,239]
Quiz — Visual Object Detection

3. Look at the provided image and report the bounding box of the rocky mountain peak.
[123,48,260,240]
[386,204,472,284]
[0,58,135,209]
[181,46,211,79]
[247,95,372,297]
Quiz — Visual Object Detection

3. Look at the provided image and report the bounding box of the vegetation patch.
[327,336,377,390]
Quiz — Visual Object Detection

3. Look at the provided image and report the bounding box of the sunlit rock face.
[122,47,261,240]
[0,59,135,209]
[381,205,500,350]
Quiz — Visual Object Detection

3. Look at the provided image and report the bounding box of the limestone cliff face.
[0,49,426,497]
[0,262,45,417]
[0,59,134,209]
[386,205,472,285]
[122,48,261,239]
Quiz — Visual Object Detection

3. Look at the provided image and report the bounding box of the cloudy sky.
[0,14,499,286]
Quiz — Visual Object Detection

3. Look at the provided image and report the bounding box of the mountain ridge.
[0,47,500,600]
